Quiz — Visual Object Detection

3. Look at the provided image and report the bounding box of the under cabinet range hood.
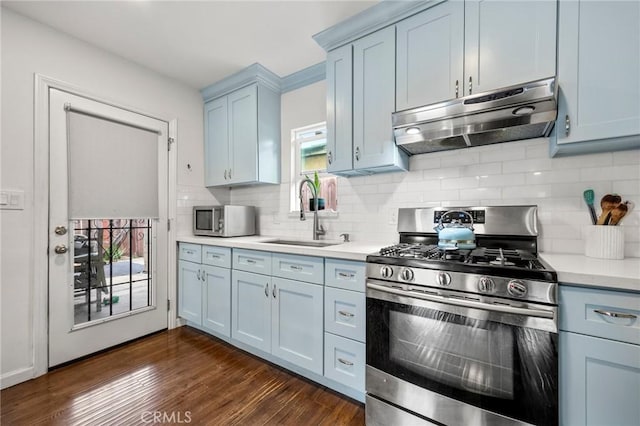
[392,77,557,155]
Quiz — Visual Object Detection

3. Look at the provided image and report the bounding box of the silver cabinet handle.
[55,226,67,235]
[594,309,637,320]
[264,283,269,297]
[469,76,473,95]
[224,169,228,180]
[208,253,220,259]
[338,358,354,366]
[565,115,570,137]
[327,150,332,165]
[246,259,257,264]
[185,249,194,255]
[455,79,459,98]
[338,272,354,279]
[197,270,201,280]
[272,284,277,298]
[54,245,68,254]
[338,310,354,318]
[355,146,360,161]
[228,169,231,179]
[290,265,303,271]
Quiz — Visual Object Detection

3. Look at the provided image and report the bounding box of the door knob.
[54,226,67,235]
[54,245,68,254]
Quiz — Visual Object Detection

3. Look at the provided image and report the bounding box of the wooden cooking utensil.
[596,194,622,225]
[609,201,630,225]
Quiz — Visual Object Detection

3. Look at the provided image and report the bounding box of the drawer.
[233,249,272,275]
[325,259,366,292]
[202,245,231,268]
[178,243,201,263]
[560,285,640,345]
[272,253,324,285]
[325,287,365,342]
[324,333,365,392]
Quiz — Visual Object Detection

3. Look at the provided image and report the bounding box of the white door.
[48,88,169,367]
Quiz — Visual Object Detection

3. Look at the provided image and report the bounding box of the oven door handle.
[367,282,555,320]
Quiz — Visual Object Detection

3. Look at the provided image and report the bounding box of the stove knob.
[437,272,451,287]
[380,266,393,279]
[401,268,414,282]
[507,280,528,298]
[478,276,495,293]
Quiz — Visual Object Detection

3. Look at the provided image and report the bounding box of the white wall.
[0,9,226,386]
[232,81,640,256]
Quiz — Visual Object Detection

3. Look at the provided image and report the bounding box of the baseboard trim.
[1,366,35,389]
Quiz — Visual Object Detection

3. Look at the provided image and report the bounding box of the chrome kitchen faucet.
[298,178,325,240]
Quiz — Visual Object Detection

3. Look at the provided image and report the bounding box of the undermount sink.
[264,239,340,248]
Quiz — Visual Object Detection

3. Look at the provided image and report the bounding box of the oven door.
[366,279,558,426]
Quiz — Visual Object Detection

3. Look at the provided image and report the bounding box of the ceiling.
[2,0,377,90]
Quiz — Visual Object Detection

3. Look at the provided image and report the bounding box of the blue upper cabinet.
[202,64,281,187]
[325,26,408,176]
[353,26,408,173]
[326,44,354,175]
[463,0,556,95]
[396,1,464,110]
[552,0,640,156]
[396,0,555,111]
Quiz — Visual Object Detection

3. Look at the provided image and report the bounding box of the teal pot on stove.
[434,210,476,250]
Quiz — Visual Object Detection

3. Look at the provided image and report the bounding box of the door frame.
[33,74,178,378]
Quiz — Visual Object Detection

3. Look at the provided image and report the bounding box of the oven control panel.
[434,209,486,224]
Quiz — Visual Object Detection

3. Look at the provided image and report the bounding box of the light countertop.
[177,235,390,262]
[177,237,640,292]
[540,253,640,293]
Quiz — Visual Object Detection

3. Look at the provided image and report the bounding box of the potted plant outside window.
[306,171,325,211]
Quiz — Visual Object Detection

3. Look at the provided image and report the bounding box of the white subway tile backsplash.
[227,139,639,257]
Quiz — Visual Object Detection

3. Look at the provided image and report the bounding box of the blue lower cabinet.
[560,331,640,426]
[271,277,324,375]
[202,264,231,337]
[231,269,272,353]
[324,332,365,393]
[178,260,202,325]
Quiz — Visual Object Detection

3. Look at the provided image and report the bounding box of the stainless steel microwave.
[193,205,256,237]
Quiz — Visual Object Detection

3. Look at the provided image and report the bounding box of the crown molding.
[312,0,441,51]
[281,62,326,94]
[200,63,282,101]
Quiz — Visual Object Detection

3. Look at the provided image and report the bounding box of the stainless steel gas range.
[365,206,558,426]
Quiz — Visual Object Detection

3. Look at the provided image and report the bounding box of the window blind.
[67,108,160,219]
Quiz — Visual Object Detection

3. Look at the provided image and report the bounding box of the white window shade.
[67,109,160,219]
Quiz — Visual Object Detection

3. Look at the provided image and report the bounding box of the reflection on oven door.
[389,310,514,399]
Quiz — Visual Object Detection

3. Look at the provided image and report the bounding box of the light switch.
[0,189,25,210]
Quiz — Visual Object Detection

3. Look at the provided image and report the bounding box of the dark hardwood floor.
[1,327,365,425]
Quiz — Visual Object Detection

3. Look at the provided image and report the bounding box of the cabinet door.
[326,44,354,174]
[204,97,229,187]
[178,260,202,325]
[464,0,556,95]
[202,265,231,337]
[353,26,400,171]
[560,332,640,426]
[231,270,271,352]
[228,84,258,185]
[396,1,464,110]
[556,0,640,144]
[271,277,323,375]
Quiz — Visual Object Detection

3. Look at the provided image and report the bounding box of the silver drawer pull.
[185,250,194,255]
[246,259,257,264]
[594,309,637,320]
[338,310,354,318]
[338,272,354,279]
[338,358,354,366]
[208,254,220,259]
[290,265,303,271]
